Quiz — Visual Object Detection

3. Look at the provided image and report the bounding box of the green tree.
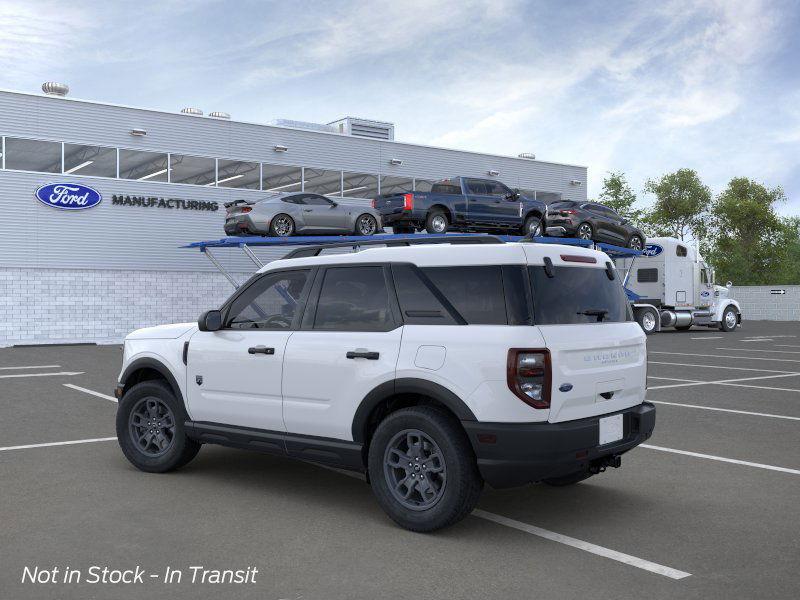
[705,177,792,285]
[642,169,711,241]
[598,171,643,226]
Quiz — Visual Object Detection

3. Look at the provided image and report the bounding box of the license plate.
[599,414,623,445]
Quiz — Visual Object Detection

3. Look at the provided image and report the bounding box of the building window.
[170,154,216,186]
[262,163,302,193]
[379,175,413,195]
[341,172,378,198]
[119,149,169,182]
[414,178,436,192]
[304,168,342,196]
[4,138,61,173]
[63,144,117,177]
[217,159,260,189]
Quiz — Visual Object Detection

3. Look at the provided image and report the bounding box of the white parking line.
[314,463,691,580]
[714,348,800,354]
[472,510,691,580]
[0,437,117,452]
[0,371,84,379]
[63,383,117,402]
[740,338,774,342]
[649,400,800,421]
[650,351,800,363]
[649,361,797,374]
[0,364,61,370]
[647,372,800,390]
[690,336,723,340]
[641,445,800,476]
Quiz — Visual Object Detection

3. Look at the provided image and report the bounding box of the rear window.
[529,266,631,325]
[430,180,462,194]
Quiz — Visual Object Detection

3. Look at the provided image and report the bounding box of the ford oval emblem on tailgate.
[35,183,102,210]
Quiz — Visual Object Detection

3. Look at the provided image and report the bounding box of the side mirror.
[726,281,732,289]
[198,309,222,332]
[329,201,338,208]
[505,191,519,201]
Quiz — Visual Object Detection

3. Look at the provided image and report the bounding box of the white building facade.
[0,88,587,346]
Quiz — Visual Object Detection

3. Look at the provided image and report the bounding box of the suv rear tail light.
[507,349,551,409]
[240,207,252,213]
[371,198,377,208]
[560,209,577,215]
[402,193,414,211]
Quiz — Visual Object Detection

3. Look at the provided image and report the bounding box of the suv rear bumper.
[462,402,655,489]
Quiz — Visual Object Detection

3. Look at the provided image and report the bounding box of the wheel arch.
[427,204,454,222]
[352,378,477,446]
[119,357,186,411]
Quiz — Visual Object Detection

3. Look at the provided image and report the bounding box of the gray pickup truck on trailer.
[372,177,547,236]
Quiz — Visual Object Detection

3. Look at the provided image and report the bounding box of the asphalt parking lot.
[1,321,799,600]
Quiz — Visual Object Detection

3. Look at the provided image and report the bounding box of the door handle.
[248,346,275,355]
[346,350,380,360]
[303,209,313,212]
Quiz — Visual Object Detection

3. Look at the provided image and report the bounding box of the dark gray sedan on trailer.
[224,192,383,237]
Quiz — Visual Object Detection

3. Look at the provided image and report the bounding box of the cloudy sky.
[1,0,798,212]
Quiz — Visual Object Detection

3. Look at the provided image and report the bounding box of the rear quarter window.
[421,266,507,325]
[529,265,632,325]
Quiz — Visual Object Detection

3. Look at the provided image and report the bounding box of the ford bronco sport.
[116,240,655,531]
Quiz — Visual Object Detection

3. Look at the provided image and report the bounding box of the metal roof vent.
[518,152,536,160]
[180,107,204,116]
[42,82,69,96]
[328,117,395,141]
[209,111,230,119]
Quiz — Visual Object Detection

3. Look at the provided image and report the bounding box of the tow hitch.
[589,455,622,474]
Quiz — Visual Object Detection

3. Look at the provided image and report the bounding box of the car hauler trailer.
[614,236,742,335]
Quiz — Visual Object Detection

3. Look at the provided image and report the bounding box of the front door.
[464,179,495,226]
[186,268,313,432]
[282,265,403,441]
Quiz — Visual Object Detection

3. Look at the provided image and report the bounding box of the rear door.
[186,269,313,432]
[524,254,646,424]
[282,265,403,442]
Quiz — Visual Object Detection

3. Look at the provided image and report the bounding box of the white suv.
[115,240,655,531]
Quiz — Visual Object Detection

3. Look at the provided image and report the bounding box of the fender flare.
[715,299,741,322]
[351,378,477,443]
[119,357,186,409]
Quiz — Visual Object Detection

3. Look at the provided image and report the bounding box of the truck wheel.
[522,215,543,237]
[635,308,658,335]
[425,210,449,234]
[627,235,644,251]
[116,380,200,473]
[719,306,738,332]
[269,214,295,237]
[368,406,483,532]
[543,471,593,486]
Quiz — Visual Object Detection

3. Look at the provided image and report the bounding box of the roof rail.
[282,233,504,259]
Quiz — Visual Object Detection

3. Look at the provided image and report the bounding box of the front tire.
[719,306,738,332]
[269,214,295,237]
[522,215,543,237]
[116,380,200,473]
[425,210,449,234]
[635,307,658,335]
[355,213,378,236]
[368,406,482,532]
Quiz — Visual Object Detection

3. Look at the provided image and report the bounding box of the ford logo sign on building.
[35,183,102,210]
[642,244,663,257]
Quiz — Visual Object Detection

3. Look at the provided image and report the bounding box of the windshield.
[529,266,632,325]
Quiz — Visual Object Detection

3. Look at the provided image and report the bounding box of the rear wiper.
[577,309,609,322]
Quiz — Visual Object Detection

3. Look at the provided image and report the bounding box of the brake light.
[241,207,252,213]
[507,349,551,409]
[560,209,577,215]
[371,198,377,209]
[403,193,414,211]
[560,254,596,263]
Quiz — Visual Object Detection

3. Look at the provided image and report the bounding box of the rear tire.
[543,471,593,486]
[425,210,449,234]
[269,214,295,237]
[627,235,644,251]
[368,406,483,532]
[116,380,200,473]
[719,306,738,332]
[354,213,378,236]
[576,222,593,240]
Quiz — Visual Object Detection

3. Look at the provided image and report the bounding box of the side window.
[430,181,461,194]
[637,268,659,283]
[465,179,488,195]
[313,266,394,331]
[392,264,457,325]
[700,268,710,284]
[304,194,334,206]
[421,266,508,325]
[226,270,310,329]
[282,195,304,205]
[676,245,688,257]
[485,181,512,197]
